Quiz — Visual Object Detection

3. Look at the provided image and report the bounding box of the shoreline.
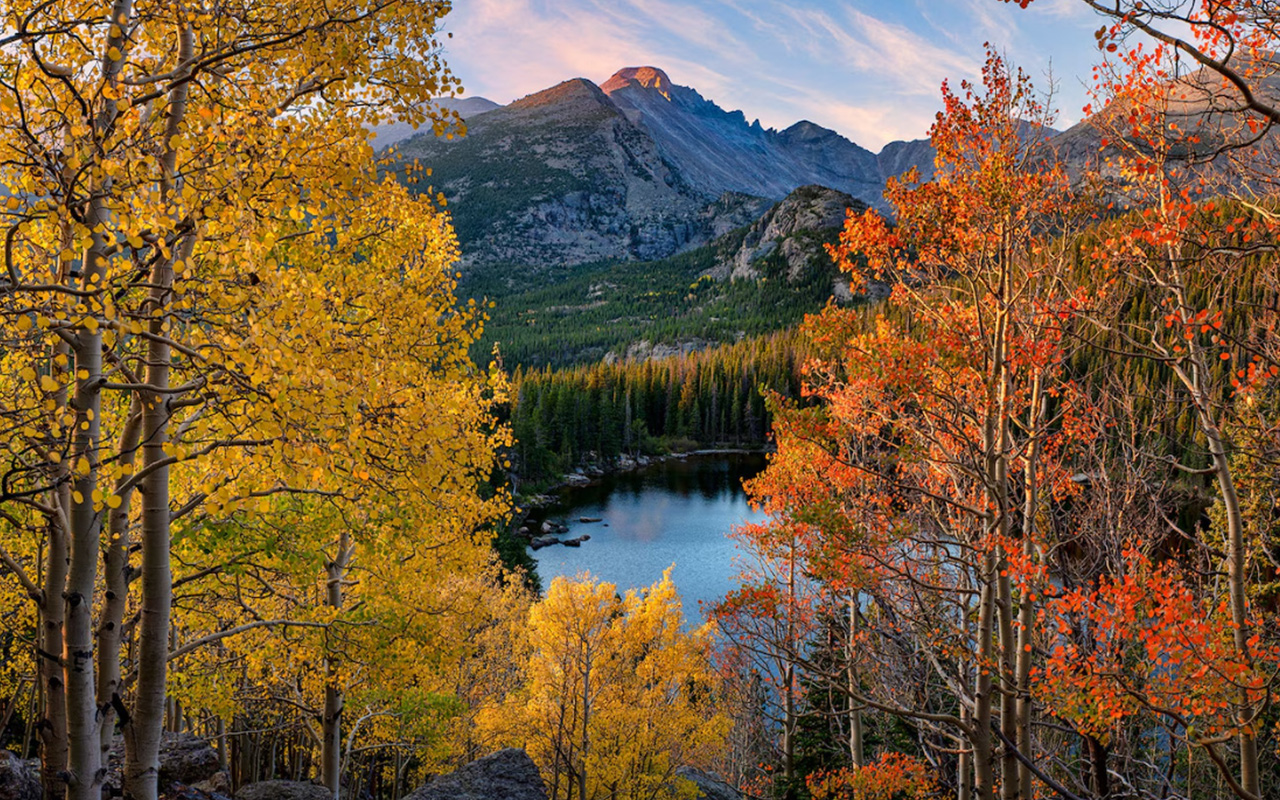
[514,447,769,510]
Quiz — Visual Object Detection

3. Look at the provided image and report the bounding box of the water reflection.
[529,453,767,625]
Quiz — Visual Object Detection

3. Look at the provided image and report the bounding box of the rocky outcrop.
[106,732,222,794]
[0,752,39,800]
[405,748,546,800]
[674,766,741,800]
[235,780,331,800]
[877,138,935,187]
[715,186,864,283]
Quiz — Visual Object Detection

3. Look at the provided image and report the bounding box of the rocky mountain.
[877,138,937,185]
[390,66,955,272]
[466,184,873,368]
[394,77,770,269]
[602,67,885,208]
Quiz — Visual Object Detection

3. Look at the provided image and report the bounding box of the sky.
[441,0,1109,151]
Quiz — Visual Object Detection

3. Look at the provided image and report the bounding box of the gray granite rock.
[235,779,331,800]
[0,752,39,800]
[405,748,546,800]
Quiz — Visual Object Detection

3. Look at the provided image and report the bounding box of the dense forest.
[5,3,1280,800]
[507,331,803,484]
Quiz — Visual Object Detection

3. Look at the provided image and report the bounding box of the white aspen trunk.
[1203,416,1258,797]
[1015,381,1045,800]
[123,266,174,800]
[782,537,797,788]
[847,596,863,768]
[39,484,70,800]
[64,196,114,800]
[973,560,997,800]
[123,16,190,799]
[66,4,133,797]
[99,397,143,759]
[579,647,590,800]
[322,529,352,799]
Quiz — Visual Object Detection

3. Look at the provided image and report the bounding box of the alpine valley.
[385,66,974,367]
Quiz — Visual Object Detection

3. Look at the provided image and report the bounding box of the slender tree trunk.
[1204,418,1258,797]
[782,537,797,794]
[847,596,863,768]
[122,16,191,798]
[99,398,143,759]
[973,554,997,800]
[66,278,106,800]
[123,267,175,800]
[322,529,352,799]
[65,4,136,797]
[39,498,69,800]
[579,648,591,800]
[1084,734,1109,799]
[958,706,972,800]
[1015,381,1045,800]
[1162,198,1259,799]
[997,563,1018,800]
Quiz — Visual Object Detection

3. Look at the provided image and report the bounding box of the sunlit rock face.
[602,67,886,209]
[601,66,674,97]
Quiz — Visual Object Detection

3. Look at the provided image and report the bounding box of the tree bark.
[99,397,143,759]
[1014,381,1045,800]
[39,492,69,800]
[322,529,352,799]
[973,559,997,800]
[122,16,191,799]
[847,596,863,768]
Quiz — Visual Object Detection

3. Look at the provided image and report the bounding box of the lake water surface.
[529,453,767,624]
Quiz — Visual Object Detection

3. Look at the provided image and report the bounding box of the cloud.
[441,0,1091,149]
[763,4,978,97]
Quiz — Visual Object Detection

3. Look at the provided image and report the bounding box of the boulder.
[673,767,741,800]
[157,733,222,786]
[107,732,221,792]
[540,520,555,534]
[235,780,331,800]
[405,748,546,800]
[0,751,39,800]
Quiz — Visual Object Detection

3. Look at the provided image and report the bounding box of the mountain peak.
[510,78,611,111]
[602,67,673,98]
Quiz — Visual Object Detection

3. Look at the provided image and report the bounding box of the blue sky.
[442,0,1108,150]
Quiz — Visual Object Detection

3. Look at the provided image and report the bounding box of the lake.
[528,453,768,625]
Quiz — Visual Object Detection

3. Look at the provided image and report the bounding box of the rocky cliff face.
[394,78,767,269]
[603,67,885,209]
[711,185,864,283]
[877,137,936,186]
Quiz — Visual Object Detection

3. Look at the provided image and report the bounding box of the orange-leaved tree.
[736,48,1095,800]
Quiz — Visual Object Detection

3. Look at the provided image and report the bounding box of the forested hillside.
[466,185,866,368]
[508,331,803,484]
